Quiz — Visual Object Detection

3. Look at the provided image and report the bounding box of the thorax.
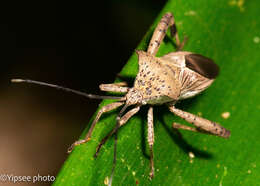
[133,51,182,105]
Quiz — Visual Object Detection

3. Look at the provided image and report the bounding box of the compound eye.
[185,54,219,79]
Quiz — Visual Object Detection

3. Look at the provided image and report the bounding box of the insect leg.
[148,12,174,55]
[67,102,124,153]
[111,81,128,87]
[147,107,155,179]
[168,14,188,51]
[147,12,187,55]
[169,106,230,138]
[170,24,188,51]
[173,122,206,133]
[99,82,129,93]
[94,106,140,157]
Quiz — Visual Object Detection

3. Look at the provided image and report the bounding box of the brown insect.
[12,12,230,179]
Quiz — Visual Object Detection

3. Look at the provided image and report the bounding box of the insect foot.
[67,138,91,153]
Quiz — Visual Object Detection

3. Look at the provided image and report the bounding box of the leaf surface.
[54,1,260,185]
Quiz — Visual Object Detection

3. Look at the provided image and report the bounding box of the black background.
[0,1,166,185]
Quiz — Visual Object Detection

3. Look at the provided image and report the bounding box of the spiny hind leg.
[172,122,207,133]
[169,106,230,138]
[67,102,124,153]
[94,106,140,157]
[147,12,187,55]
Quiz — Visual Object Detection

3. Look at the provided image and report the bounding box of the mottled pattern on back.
[134,50,181,104]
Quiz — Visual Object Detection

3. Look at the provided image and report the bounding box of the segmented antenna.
[108,104,129,186]
[11,79,125,100]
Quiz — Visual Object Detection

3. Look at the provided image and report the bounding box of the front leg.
[94,106,140,157]
[67,102,124,153]
[99,82,129,93]
[169,106,230,138]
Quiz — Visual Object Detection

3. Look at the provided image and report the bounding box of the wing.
[185,54,219,79]
[160,52,219,100]
[161,52,219,79]
[178,67,214,99]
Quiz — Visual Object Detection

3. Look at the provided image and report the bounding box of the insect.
[12,12,230,179]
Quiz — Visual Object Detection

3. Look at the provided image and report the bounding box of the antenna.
[108,104,129,186]
[11,79,125,101]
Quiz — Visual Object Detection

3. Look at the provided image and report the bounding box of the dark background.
[0,1,166,185]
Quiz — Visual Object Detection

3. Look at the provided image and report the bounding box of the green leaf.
[54,0,260,185]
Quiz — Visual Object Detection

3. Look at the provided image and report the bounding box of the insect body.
[131,50,217,105]
[12,12,230,180]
